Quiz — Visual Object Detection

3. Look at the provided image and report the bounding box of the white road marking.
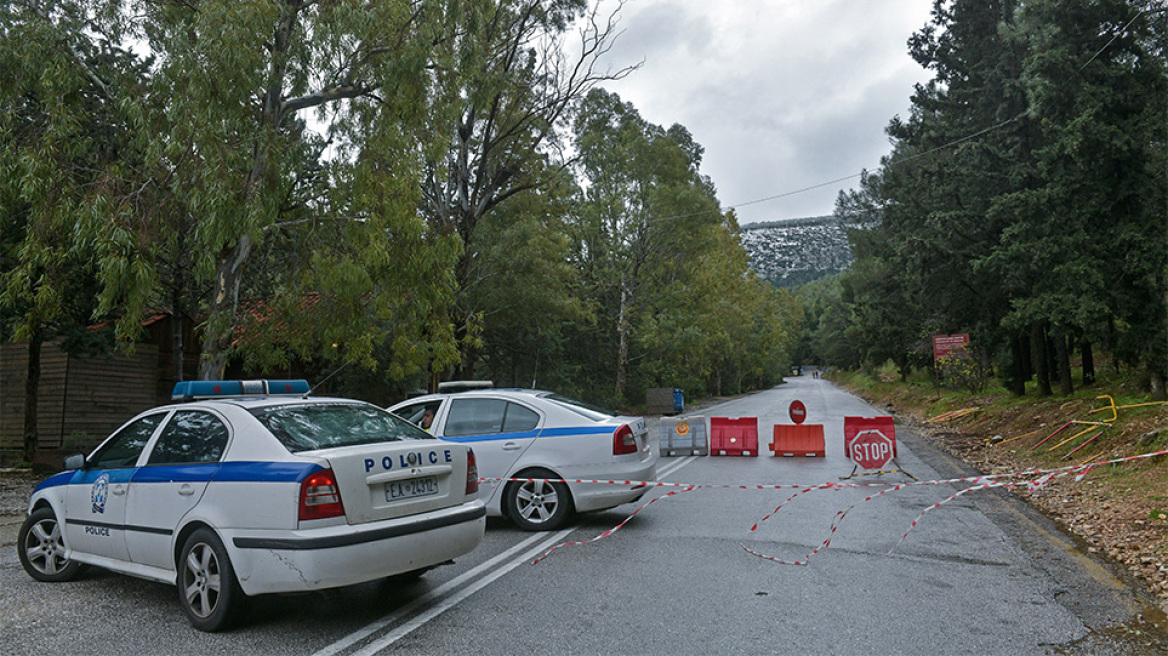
[315,457,696,655]
[656,455,698,480]
[348,529,574,655]
[310,530,561,656]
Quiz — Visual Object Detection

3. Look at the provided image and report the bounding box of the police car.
[388,386,655,531]
[17,380,485,632]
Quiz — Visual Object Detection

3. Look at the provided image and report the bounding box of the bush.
[936,352,992,393]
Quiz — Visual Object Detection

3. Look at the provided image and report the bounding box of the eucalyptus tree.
[572,89,706,401]
[419,0,633,376]
[464,164,590,391]
[0,2,150,461]
[569,89,794,403]
[46,0,464,383]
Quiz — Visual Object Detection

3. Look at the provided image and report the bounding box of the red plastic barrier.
[710,417,759,456]
[770,424,825,457]
[843,416,897,458]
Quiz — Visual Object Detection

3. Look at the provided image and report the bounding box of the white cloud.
[594,0,936,223]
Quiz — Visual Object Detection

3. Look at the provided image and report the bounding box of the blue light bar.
[171,379,311,401]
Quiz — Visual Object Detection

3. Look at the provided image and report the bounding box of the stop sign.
[850,429,894,469]
[788,400,807,425]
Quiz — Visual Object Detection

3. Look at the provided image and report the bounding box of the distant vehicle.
[18,380,485,632]
[389,387,655,531]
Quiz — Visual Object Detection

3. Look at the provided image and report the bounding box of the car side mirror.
[63,453,87,471]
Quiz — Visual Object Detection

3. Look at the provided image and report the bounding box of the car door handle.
[178,484,195,496]
[502,442,522,451]
[112,484,126,496]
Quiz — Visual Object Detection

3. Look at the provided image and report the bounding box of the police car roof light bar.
[171,379,311,401]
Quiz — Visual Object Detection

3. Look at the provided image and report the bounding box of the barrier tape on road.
[485,449,1168,565]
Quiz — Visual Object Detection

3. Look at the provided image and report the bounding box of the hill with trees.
[740,217,853,288]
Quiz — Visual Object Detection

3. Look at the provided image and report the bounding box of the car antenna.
[308,360,353,397]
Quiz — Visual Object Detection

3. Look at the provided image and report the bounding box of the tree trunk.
[1031,322,1051,396]
[1055,330,1073,396]
[172,297,185,384]
[1081,341,1095,386]
[22,327,44,465]
[1008,334,1027,396]
[615,282,630,403]
[172,226,187,384]
[200,236,252,380]
[1019,332,1032,380]
[1151,373,1166,402]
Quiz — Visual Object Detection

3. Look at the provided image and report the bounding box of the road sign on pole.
[789,400,807,425]
[841,416,910,480]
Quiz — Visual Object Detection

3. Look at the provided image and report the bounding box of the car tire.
[178,527,245,632]
[18,507,85,582]
[504,470,573,531]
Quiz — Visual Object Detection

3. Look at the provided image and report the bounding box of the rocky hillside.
[740,216,853,287]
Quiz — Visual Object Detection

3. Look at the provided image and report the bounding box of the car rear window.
[251,403,429,453]
[540,393,616,420]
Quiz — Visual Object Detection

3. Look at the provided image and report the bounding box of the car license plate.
[386,476,439,501]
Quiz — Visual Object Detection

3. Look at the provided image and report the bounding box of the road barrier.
[769,424,825,457]
[710,417,759,456]
[491,447,1168,566]
[659,416,709,457]
[842,416,901,479]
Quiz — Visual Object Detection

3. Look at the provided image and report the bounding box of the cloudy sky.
[592,0,938,225]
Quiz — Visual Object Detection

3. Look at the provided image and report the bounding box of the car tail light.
[466,449,480,496]
[299,469,345,521]
[613,424,638,455]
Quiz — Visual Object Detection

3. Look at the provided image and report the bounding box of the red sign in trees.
[932,333,970,360]
[789,400,807,425]
[850,430,895,470]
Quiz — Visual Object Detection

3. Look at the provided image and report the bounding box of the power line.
[665,7,1150,224]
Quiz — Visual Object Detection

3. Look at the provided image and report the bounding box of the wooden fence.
[1,340,160,458]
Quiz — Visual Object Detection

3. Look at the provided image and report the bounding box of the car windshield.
[540,393,616,420]
[251,403,429,453]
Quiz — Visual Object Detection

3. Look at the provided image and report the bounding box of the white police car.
[388,387,655,531]
[17,380,485,632]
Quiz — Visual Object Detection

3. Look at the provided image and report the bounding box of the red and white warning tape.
[485,448,1168,565]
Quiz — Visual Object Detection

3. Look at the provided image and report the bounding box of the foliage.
[2,1,804,419]
[935,351,992,393]
[567,89,798,404]
[810,0,1166,400]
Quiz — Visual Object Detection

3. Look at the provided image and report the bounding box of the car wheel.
[18,507,84,582]
[178,528,245,632]
[505,470,572,531]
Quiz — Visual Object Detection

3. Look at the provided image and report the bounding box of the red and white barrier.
[485,448,1168,566]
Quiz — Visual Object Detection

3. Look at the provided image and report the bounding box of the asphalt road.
[2,376,1165,655]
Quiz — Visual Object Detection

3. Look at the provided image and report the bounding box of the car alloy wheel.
[179,528,243,632]
[18,507,83,582]
[506,472,571,531]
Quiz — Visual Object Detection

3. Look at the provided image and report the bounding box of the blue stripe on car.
[38,462,322,491]
[132,464,221,483]
[437,425,614,443]
[33,470,78,492]
[210,461,323,482]
[132,461,319,484]
[537,426,617,438]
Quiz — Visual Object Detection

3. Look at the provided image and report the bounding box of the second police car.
[389,385,656,531]
[17,380,485,631]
